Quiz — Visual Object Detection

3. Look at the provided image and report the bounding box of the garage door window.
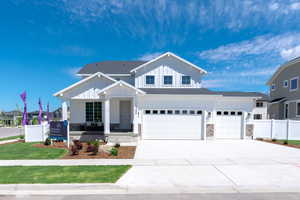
[197,110,202,115]
[224,111,229,115]
[145,110,151,114]
[175,110,180,114]
[153,110,158,114]
[182,110,188,114]
[189,110,195,115]
[160,110,166,114]
[217,111,222,115]
[167,110,173,114]
[237,112,243,116]
[230,111,236,116]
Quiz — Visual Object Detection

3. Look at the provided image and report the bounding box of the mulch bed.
[33,142,136,159]
[258,139,300,149]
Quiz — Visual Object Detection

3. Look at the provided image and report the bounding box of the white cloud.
[269,3,279,10]
[280,45,300,60]
[290,2,300,10]
[137,52,162,61]
[198,33,300,61]
[202,79,225,88]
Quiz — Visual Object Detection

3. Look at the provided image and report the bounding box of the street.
[1,193,300,200]
[0,128,22,138]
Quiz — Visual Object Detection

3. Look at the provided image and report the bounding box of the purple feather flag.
[20,91,28,126]
[38,98,43,124]
[47,102,50,123]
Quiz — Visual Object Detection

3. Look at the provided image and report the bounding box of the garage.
[215,111,243,139]
[142,109,203,139]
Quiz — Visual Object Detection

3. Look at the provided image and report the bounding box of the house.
[0,110,22,127]
[54,52,267,139]
[252,95,269,120]
[267,57,300,120]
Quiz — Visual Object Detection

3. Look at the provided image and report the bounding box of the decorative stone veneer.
[246,124,254,137]
[206,124,214,137]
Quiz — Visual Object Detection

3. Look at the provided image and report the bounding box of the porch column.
[62,101,68,121]
[104,98,110,134]
[133,97,139,134]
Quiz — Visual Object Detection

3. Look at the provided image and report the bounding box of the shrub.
[70,145,79,155]
[110,147,118,156]
[114,143,121,148]
[19,135,24,140]
[283,140,288,145]
[32,117,39,125]
[91,141,100,155]
[44,137,51,146]
[272,139,277,142]
[73,140,83,150]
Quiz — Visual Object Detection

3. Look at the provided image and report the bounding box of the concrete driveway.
[117,140,300,192]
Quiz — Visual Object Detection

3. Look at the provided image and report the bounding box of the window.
[283,80,288,88]
[146,75,155,85]
[253,114,262,120]
[85,102,102,122]
[217,111,222,115]
[256,102,264,107]
[145,110,151,114]
[237,112,243,116]
[182,110,188,114]
[167,110,173,114]
[290,77,299,91]
[160,110,166,114]
[297,102,300,116]
[152,110,158,114]
[230,111,236,116]
[189,110,195,115]
[182,76,191,85]
[197,110,202,115]
[224,111,229,115]
[175,110,180,114]
[164,76,173,85]
[271,84,276,91]
[285,103,289,119]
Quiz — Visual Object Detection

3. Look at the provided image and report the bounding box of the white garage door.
[215,111,243,139]
[142,109,202,139]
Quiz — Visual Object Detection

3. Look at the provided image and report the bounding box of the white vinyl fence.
[251,120,300,140]
[24,123,49,142]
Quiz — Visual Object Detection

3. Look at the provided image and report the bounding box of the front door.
[119,100,131,130]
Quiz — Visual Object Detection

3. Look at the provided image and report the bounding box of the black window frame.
[146,75,155,85]
[163,75,173,85]
[85,102,102,122]
[182,76,191,85]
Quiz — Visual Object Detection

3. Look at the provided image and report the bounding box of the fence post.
[201,111,207,140]
[271,119,274,140]
[24,125,27,142]
[286,120,290,141]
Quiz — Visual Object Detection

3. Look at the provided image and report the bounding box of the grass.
[0,135,22,142]
[277,140,300,146]
[0,142,68,160]
[0,165,131,184]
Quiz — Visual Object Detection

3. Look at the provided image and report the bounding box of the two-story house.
[267,57,300,120]
[54,52,267,139]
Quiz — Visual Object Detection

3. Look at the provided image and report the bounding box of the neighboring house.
[252,96,269,120]
[54,52,267,139]
[0,110,22,126]
[267,57,300,120]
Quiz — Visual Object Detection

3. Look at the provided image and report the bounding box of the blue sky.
[1,0,300,111]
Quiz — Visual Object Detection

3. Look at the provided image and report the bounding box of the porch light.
[60,93,63,97]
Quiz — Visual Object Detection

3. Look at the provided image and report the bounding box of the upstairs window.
[290,77,299,91]
[283,80,288,88]
[164,76,173,85]
[182,76,191,85]
[146,75,155,85]
[271,84,276,91]
[256,102,264,108]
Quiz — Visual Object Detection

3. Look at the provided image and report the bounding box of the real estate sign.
[49,121,68,140]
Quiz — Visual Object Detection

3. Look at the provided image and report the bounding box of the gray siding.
[109,75,135,85]
[270,63,300,101]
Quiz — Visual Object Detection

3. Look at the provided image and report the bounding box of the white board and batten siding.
[134,56,203,88]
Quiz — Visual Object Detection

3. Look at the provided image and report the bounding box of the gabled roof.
[98,80,146,95]
[266,57,300,85]
[54,72,116,97]
[130,52,207,74]
[77,61,146,75]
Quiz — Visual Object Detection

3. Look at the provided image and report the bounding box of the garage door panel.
[143,115,202,139]
[215,115,242,139]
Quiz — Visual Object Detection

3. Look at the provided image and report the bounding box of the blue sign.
[49,121,68,140]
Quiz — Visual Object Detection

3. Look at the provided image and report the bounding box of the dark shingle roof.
[140,88,269,100]
[78,61,146,75]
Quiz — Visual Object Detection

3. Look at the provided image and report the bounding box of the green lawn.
[277,140,300,146]
[0,142,67,160]
[0,135,22,142]
[0,165,131,184]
